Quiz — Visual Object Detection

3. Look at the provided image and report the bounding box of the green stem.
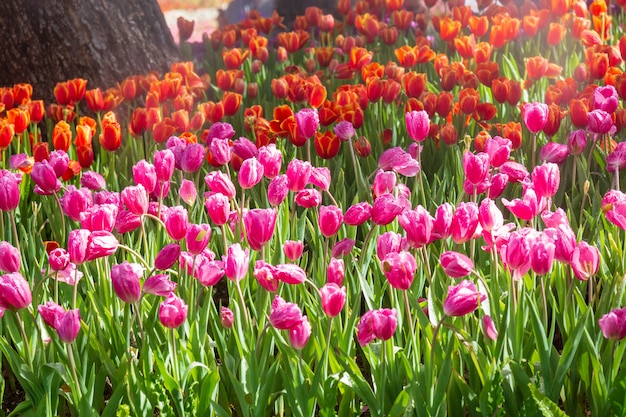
[9,211,21,255]
[170,328,180,381]
[15,311,33,370]
[67,343,82,401]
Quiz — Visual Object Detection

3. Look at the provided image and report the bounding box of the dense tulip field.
[1,0,626,415]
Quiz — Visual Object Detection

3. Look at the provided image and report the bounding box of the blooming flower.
[357,308,397,346]
[443,280,486,316]
[244,208,277,251]
[269,296,303,330]
[110,262,143,304]
[598,307,626,341]
[159,293,188,329]
[440,251,474,278]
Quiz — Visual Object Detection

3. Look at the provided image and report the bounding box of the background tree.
[0,0,180,104]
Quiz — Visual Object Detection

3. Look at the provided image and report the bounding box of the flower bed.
[1,0,626,415]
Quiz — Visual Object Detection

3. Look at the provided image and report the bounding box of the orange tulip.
[380,26,398,46]
[32,141,50,163]
[0,88,14,109]
[405,98,424,114]
[474,42,492,64]
[392,10,414,31]
[436,92,454,118]
[315,47,334,68]
[526,56,548,80]
[28,100,45,124]
[454,35,476,60]
[177,16,194,41]
[587,50,608,80]
[468,15,489,38]
[439,17,461,42]
[401,72,427,98]
[308,84,327,108]
[172,109,190,133]
[589,0,607,16]
[319,100,340,126]
[501,121,522,149]
[542,103,564,137]
[361,62,384,82]
[394,45,418,68]
[7,107,30,135]
[120,77,138,101]
[551,0,572,15]
[152,118,178,143]
[76,145,94,169]
[338,0,351,14]
[475,102,497,121]
[382,79,402,104]
[440,66,458,91]
[476,62,499,87]
[54,81,71,105]
[547,23,567,46]
[52,120,72,151]
[349,47,374,71]
[98,112,121,151]
[277,31,301,53]
[75,124,94,148]
[222,48,250,70]
[569,98,589,128]
[491,77,510,104]
[355,13,380,43]
[12,83,32,105]
[222,29,237,48]
[522,15,540,38]
[592,14,611,41]
[102,88,123,112]
[0,120,14,150]
[215,69,242,92]
[314,131,341,159]
[459,88,480,114]
[222,92,242,116]
[440,123,457,146]
[452,5,473,28]
[85,88,105,112]
[68,78,87,102]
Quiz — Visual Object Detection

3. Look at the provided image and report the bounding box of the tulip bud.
[0,241,21,273]
[110,262,143,304]
[143,274,177,296]
[221,307,234,328]
[159,293,188,328]
[55,309,81,343]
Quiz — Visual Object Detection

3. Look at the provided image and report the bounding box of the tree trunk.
[0,0,180,104]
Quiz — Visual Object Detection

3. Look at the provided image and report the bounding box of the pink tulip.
[94,190,120,206]
[432,203,454,240]
[478,198,503,232]
[482,315,498,341]
[541,208,569,229]
[154,149,175,182]
[224,243,249,282]
[55,309,81,343]
[334,121,355,141]
[179,180,197,206]
[48,248,70,271]
[209,137,231,166]
[463,152,490,185]
[180,143,205,173]
[357,308,397,346]
[258,144,282,179]
[121,184,148,216]
[0,170,21,211]
[587,109,613,134]
[295,188,322,208]
[289,316,311,349]
[327,257,345,285]
[372,170,397,198]
[244,208,277,251]
[31,160,61,194]
[286,159,312,192]
[86,231,119,261]
[133,160,157,194]
[320,283,346,317]
[194,256,225,287]
[238,157,264,189]
[501,229,533,280]
[443,280,486,316]
[484,136,512,168]
[221,307,234,328]
[115,210,142,234]
[110,262,143,304]
[60,186,93,222]
[440,251,474,278]
[540,142,569,164]
[463,179,490,196]
[523,102,549,133]
[0,272,31,310]
[593,85,618,113]
[49,151,69,178]
[159,293,188,328]
[143,274,177,296]
[570,241,600,281]
[450,202,479,244]
[0,241,20,273]
[378,147,420,177]
[406,110,430,142]
[38,301,65,328]
[309,167,331,191]
[270,295,303,330]
[532,162,560,199]
[488,173,509,199]
[185,223,211,255]
[376,231,403,261]
[399,205,433,249]
[56,262,83,285]
[205,192,230,226]
[344,202,372,226]
[295,108,319,139]
[80,203,118,232]
[254,260,278,292]
[319,205,343,238]
[165,206,189,241]
[500,161,529,183]
[567,130,587,156]
[372,193,405,226]
[544,225,576,264]
[283,240,304,261]
[81,171,106,191]
[331,238,355,258]
[530,236,555,275]
[268,174,289,206]
[205,171,236,199]
[598,307,626,341]
[502,188,540,221]
[68,228,90,265]
[273,263,306,284]
[382,251,417,290]
[207,122,235,141]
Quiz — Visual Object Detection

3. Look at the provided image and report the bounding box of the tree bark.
[0,0,180,104]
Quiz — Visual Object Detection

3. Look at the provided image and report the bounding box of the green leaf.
[550,309,589,399]
[478,370,504,417]
[388,390,412,417]
[528,384,568,417]
[528,293,553,394]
